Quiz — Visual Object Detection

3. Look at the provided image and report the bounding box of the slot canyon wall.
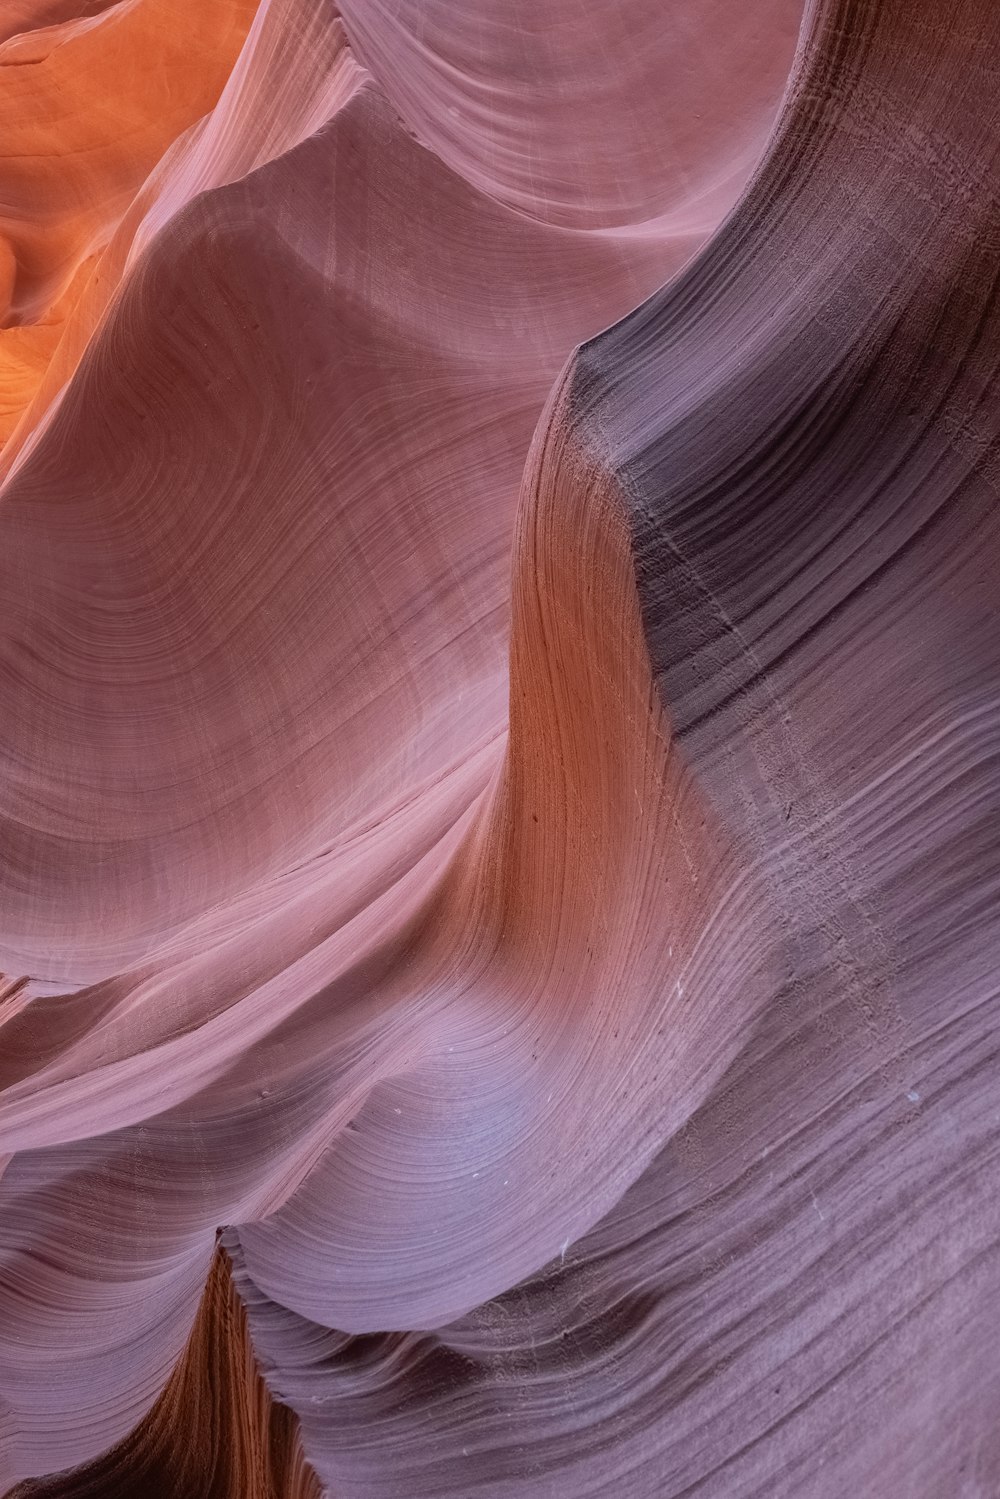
[1,0,999,1494]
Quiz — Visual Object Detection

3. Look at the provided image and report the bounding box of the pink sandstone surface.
[1,0,999,1494]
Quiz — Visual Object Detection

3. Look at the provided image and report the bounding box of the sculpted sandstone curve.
[1,0,998,1496]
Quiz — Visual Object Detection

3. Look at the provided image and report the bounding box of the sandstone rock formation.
[1,0,998,1494]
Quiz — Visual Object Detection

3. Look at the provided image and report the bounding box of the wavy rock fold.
[1,0,998,1494]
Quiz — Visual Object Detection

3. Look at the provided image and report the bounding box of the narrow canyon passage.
[1,1,999,1495]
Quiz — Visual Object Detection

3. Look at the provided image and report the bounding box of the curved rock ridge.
[7,1245,322,1498]
[0,0,257,445]
[1,0,999,1495]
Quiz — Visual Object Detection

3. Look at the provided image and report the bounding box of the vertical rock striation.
[7,1247,321,1498]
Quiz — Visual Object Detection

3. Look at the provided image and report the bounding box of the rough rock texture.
[2,0,999,1495]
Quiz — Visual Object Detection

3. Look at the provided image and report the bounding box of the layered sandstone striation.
[1,0,998,1495]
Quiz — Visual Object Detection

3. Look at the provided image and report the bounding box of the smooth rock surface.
[2,0,998,1495]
